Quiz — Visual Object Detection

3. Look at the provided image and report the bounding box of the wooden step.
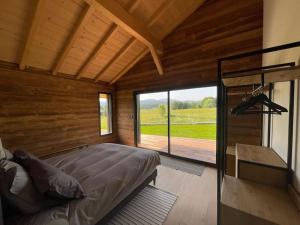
[221,175,300,225]
[236,144,288,188]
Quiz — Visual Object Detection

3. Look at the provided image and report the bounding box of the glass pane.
[170,87,217,163]
[137,92,168,153]
[99,93,112,135]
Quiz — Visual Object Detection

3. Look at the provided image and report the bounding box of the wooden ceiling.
[0,0,205,84]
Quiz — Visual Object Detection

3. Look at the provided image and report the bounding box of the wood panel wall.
[115,0,263,146]
[227,88,262,146]
[0,67,116,157]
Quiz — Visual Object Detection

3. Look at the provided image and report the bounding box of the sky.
[139,87,217,101]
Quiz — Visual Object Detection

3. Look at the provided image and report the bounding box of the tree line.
[170,97,216,109]
[157,97,216,116]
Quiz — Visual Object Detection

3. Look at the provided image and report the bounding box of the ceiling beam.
[150,46,163,75]
[76,0,139,79]
[84,0,164,75]
[147,0,174,28]
[52,4,94,75]
[19,0,45,70]
[110,48,148,84]
[76,24,117,79]
[105,0,171,81]
[85,0,163,53]
[94,38,136,81]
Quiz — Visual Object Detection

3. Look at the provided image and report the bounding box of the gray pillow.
[0,138,5,160]
[3,148,13,160]
[14,150,85,199]
[0,160,58,214]
[0,138,13,160]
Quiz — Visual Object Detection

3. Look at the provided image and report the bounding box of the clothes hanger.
[231,93,287,115]
[231,74,288,115]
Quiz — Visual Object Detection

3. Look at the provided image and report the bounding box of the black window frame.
[134,83,218,167]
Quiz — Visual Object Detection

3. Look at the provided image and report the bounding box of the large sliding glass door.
[170,88,216,163]
[137,91,168,153]
[136,87,217,164]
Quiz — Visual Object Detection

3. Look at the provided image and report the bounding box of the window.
[99,93,112,135]
[136,86,217,164]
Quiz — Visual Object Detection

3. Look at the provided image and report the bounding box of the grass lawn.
[140,124,216,140]
[139,107,216,139]
[100,116,108,134]
[140,108,216,124]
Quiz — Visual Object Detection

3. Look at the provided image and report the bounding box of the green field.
[100,116,108,134]
[140,108,216,140]
[100,116,108,128]
[141,124,216,140]
[140,108,216,124]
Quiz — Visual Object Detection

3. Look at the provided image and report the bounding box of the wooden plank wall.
[0,67,116,157]
[115,0,263,146]
[227,87,262,146]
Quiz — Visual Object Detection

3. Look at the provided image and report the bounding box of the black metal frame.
[216,41,300,225]
[133,84,218,166]
[287,80,295,183]
[267,83,273,147]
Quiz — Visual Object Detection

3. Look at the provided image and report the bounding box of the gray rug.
[160,155,205,176]
[105,186,177,225]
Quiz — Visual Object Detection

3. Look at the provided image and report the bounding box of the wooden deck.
[138,134,216,164]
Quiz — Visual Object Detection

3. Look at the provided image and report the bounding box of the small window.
[99,93,112,135]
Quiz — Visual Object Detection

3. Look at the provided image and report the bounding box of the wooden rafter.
[150,46,163,75]
[84,0,164,75]
[105,1,172,83]
[85,0,162,52]
[19,0,45,70]
[52,4,94,75]
[94,38,136,81]
[110,48,148,84]
[76,24,117,79]
[147,0,174,27]
[76,0,139,79]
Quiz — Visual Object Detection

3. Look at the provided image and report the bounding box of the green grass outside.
[140,108,216,124]
[139,107,216,140]
[99,108,216,139]
[100,116,108,134]
[140,124,216,140]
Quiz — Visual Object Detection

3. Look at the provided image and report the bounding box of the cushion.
[14,150,85,199]
[3,148,13,160]
[0,160,58,214]
[0,138,5,160]
[0,138,13,160]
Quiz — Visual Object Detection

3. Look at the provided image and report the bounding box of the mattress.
[6,143,160,225]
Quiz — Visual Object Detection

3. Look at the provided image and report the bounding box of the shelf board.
[221,175,300,225]
[236,144,287,169]
[222,65,300,87]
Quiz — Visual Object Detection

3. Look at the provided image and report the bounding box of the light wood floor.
[153,165,217,225]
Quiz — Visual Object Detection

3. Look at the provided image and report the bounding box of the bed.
[3,143,160,225]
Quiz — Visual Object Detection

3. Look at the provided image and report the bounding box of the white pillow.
[0,138,5,160]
